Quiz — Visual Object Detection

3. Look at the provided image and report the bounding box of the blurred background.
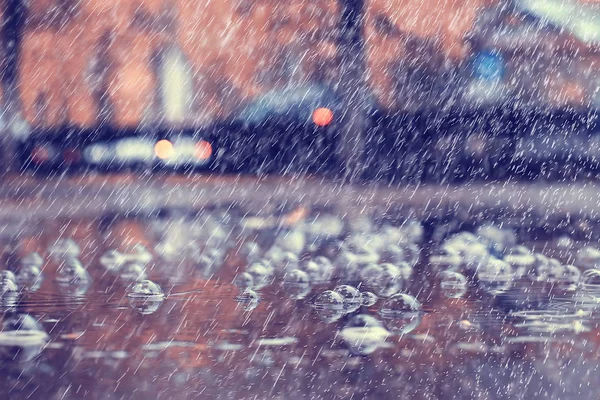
[0,0,597,179]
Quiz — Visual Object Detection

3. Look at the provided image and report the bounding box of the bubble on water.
[347,314,383,328]
[334,285,362,313]
[196,247,224,277]
[0,271,16,285]
[361,291,378,306]
[581,269,600,292]
[528,253,551,282]
[313,290,345,323]
[129,297,164,315]
[429,247,462,272]
[127,280,165,314]
[339,315,390,355]
[380,243,405,265]
[439,271,468,298]
[246,262,274,290]
[274,229,305,254]
[461,242,490,272]
[300,260,322,283]
[303,214,343,240]
[240,242,262,264]
[503,247,535,278]
[16,264,43,292]
[127,244,153,265]
[235,289,260,311]
[576,246,600,270]
[379,225,408,246]
[273,251,299,275]
[312,256,334,281]
[154,241,180,262]
[0,314,49,362]
[476,225,516,255]
[0,276,18,304]
[282,269,311,300]
[402,219,423,243]
[334,251,359,280]
[283,269,310,285]
[477,258,512,295]
[373,264,403,298]
[120,263,148,282]
[128,279,165,298]
[354,248,380,268]
[55,258,91,286]
[379,293,423,335]
[401,242,421,267]
[48,238,80,261]
[395,261,413,280]
[555,264,581,291]
[21,252,43,269]
[359,263,383,287]
[556,235,574,249]
[100,249,125,272]
[232,272,254,289]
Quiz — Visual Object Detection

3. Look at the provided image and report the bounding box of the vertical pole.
[0,0,25,175]
[337,0,370,182]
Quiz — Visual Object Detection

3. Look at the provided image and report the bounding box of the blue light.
[472,51,505,81]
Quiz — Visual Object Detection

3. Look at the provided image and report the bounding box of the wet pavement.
[1,176,600,399]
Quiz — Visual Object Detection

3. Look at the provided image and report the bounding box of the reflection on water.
[3,207,600,399]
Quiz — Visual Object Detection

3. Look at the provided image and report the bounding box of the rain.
[0,0,599,399]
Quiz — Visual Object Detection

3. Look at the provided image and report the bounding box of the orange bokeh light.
[154,139,174,159]
[312,107,334,126]
[195,140,213,160]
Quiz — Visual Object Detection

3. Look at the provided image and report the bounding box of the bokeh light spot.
[154,140,174,159]
[313,107,334,127]
[195,140,213,160]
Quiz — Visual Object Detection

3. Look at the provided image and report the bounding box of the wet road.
[1,175,600,399]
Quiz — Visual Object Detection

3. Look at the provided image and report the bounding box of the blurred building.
[1,0,598,131]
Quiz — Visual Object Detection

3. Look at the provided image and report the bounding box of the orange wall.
[13,0,600,129]
[19,0,340,128]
